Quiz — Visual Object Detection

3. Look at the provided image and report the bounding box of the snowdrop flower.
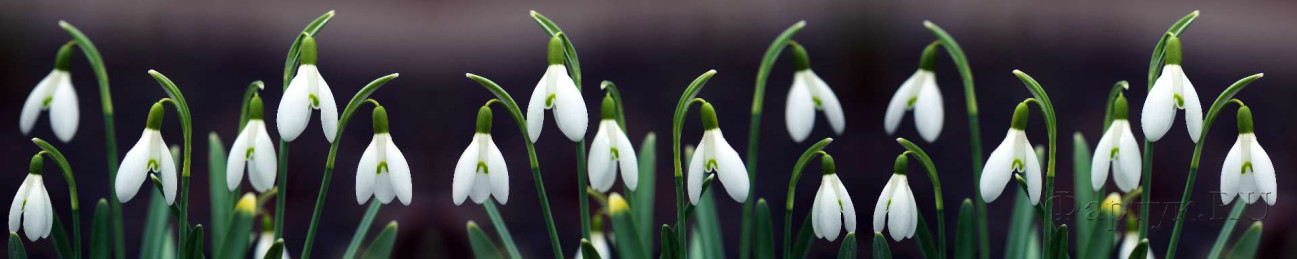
[1091,94,1142,192]
[884,42,944,143]
[452,104,509,205]
[574,232,610,259]
[526,34,588,143]
[784,42,845,143]
[810,154,856,241]
[873,154,916,242]
[277,33,339,143]
[687,102,750,204]
[1118,230,1154,259]
[588,94,638,192]
[227,94,278,192]
[20,42,79,143]
[253,231,290,259]
[8,155,54,241]
[1220,105,1276,205]
[356,105,412,205]
[116,102,177,204]
[1141,34,1202,143]
[980,102,1042,204]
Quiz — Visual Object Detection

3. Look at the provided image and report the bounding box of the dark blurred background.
[2,0,1294,258]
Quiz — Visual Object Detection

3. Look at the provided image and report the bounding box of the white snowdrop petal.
[980,132,1017,203]
[49,75,79,142]
[226,127,251,191]
[884,71,921,135]
[817,179,841,241]
[811,186,825,238]
[386,138,413,205]
[38,186,53,238]
[1090,126,1115,191]
[251,124,278,193]
[713,133,750,203]
[1250,139,1276,205]
[19,71,57,135]
[834,177,857,233]
[316,71,339,143]
[254,232,274,259]
[616,127,639,191]
[159,139,178,205]
[1239,166,1258,204]
[1219,139,1243,205]
[1115,128,1143,192]
[811,72,847,136]
[587,125,614,192]
[913,77,944,143]
[904,184,919,239]
[23,183,48,241]
[9,176,32,233]
[785,73,816,143]
[451,138,480,205]
[526,72,548,143]
[1180,71,1203,143]
[355,139,378,205]
[276,74,313,142]
[486,138,510,205]
[872,175,896,233]
[687,142,706,205]
[469,169,491,204]
[888,182,913,241]
[1024,139,1043,205]
[553,69,588,142]
[115,132,153,203]
[1141,70,1176,142]
[374,169,395,204]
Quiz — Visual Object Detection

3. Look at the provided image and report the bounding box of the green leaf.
[1227,222,1263,259]
[1071,132,1096,258]
[633,132,657,251]
[581,238,602,259]
[837,232,857,259]
[90,199,111,259]
[8,233,27,259]
[924,20,988,259]
[1049,225,1068,259]
[218,203,255,259]
[264,239,285,259]
[208,132,233,253]
[467,221,502,259]
[186,225,204,259]
[790,215,815,259]
[692,187,723,258]
[161,226,177,259]
[871,232,892,259]
[753,199,775,259]
[1128,239,1148,259]
[955,199,976,259]
[660,225,678,259]
[914,210,939,258]
[362,221,399,259]
[1145,11,1200,90]
[141,190,171,259]
[482,201,521,259]
[1208,202,1247,259]
[610,196,647,259]
[1005,188,1036,259]
[344,202,383,259]
[50,212,74,258]
[281,10,336,90]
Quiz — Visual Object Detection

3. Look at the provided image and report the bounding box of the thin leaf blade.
[467,221,502,259]
[955,199,976,259]
[872,232,892,259]
[90,199,111,259]
[1227,222,1263,259]
[362,221,399,259]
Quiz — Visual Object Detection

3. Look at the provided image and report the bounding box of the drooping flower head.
[356,104,413,205]
[227,93,278,192]
[1141,33,1203,143]
[810,154,857,241]
[873,153,917,241]
[588,94,638,192]
[1092,94,1142,192]
[687,102,750,205]
[1220,104,1276,205]
[277,33,339,143]
[784,41,845,143]
[20,42,80,143]
[116,102,178,204]
[9,154,54,241]
[453,103,510,205]
[884,42,944,143]
[526,34,588,143]
[980,102,1042,204]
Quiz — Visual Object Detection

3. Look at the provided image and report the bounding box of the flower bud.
[1112,94,1129,120]
[894,153,908,175]
[147,102,166,130]
[821,153,836,176]
[1164,33,1181,65]
[1237,105,1253,134]
[372,105,389,134]
[700,102,719,130]
[55,41,76,71]
[29,153,44,175]
[299,33,318,65]
[1011,102,1031,130]
[601,93,617,120]
[790,41,811,71]
[476,105,493,134]
[548,34,565,65]
[248,93,265,120]
[919,41,940,71]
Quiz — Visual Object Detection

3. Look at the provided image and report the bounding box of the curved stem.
[300,73,399,259]
[238,81,265,131]
[781,138,832,258]
[1013,70,1058,258]
[276,10,336,241]
[1165,74,1263,259]
[600,81,628,130]
[342,202,382,259]
[742,21,804,259]
[150,71,196,257]
[923,21,987,258]
[1102,81,1130,131]
[671,70,718,257]
[58,21,125,259]
[483,200,523,259]
[896,138,946,258]
[32,140,80,259]
[1140,10,1200,241]
[467,73,565,259]
[528,11,592,241]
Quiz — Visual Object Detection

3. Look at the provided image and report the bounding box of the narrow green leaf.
[1208,202,1247,259]
[1227,222,1263,259]
[837,232,857,259]
[141,190,171,259]
[581,238,602,259]
[872,232,892,259]
[282,10,337,90]
[955,199,976,259]
[50,213,74,258]
[1050,225,1068,259]
[208,132,232,254]
[692,188,723,258]
[914,210,939,259]
[219,202,255,259]
[362,221,399,259]
[1082,217,1114,259]
[90,199,111,259]
[344,202,383,259]
[1128,239,1148,259]
[161,227,177,259]
[8,233,27,259]
[791,215,815,258]
[467,221,502,259]
[482,201,521,259]
[1071,132,1096,258]
[1006,188,1036,259]
[610,195,647,259]
[753,199,775,259]
[660,225,677,259]
[186,225,205,259]
[264,239,285,259]
[633,132,658,251]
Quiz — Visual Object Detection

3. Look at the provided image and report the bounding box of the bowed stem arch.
[779,138,831,259]
[896,138,947,258]
[1139,10,1199,241]
[275,10,336,241]
[466,73,566,258]
[740,21,804,259]
[1164,73,1263,259]
[147,70,198,257]
[32,138,82,258]
[1011,70,1060,257]
[670,70,719,257]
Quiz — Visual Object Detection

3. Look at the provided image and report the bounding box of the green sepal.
[248,93,265,120]
[1011,101,1030,130]
[820,153,836,176]
[372,105,389,134]
[1113,94,1129,120]
[299,33,317,65]
[476,105,493,134]
[919,41,940,71]
[700,101,719,130]
[1237,105,1253,134]
[547,35,565,65]
[146,102,166,130]
[28,154,43,175]
[55,41,76,71]
[601,93,617,120]
[893,153,908,176]
[1164,33,1182,65]
[789,41,810,71]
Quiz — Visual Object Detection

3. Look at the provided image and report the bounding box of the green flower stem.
[277,10,336,240]
[1140,10,1200,240]
[1165,74,1263,259]
[342,202,382,259]
[1012,70,1058,258]
[896,138,946,258]
[528,11,591,241]
[600,81,627,130]
[923,21,988,258]
[781,138,832,259]
[483,200,523,259]
[467,73,565,259]
[238,81,265,131]
[741,21,804,259]
[670,70,718,257]
[1102,81,1130,131]
[149,70,196,257]
[1206,202,1246,259]
[299,73,399,259]
[32,139,80,258]
[57,21,126,259]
